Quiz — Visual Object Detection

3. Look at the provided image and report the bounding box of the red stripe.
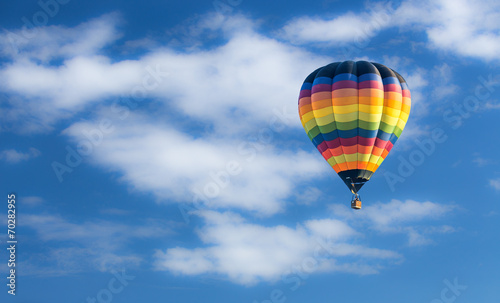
[298,97,311,107]
[358,80,383,89]
[384,83,402,93]
[316,136,387,153]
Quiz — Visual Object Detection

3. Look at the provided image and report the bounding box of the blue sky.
[1,0,500,302]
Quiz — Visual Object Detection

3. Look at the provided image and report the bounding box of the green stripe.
[317,123,337,133]
[307,126,321,140]
[393,126,403,138]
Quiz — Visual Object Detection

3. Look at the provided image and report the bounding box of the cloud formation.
[154,210,402,285]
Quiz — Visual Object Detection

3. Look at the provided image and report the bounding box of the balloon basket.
[351,197,362,210]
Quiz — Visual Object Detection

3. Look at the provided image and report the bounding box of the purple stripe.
[299,89,311,99]
[332,80,358,90]
[312,84,332,93]
[358,80,383,89]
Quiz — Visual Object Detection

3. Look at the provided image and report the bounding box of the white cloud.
[490,178,500,191]
[330,199,456,246]
[0,14,325,134]
[281,2,395,45]
[281,0,500,61]
[0,147,40,163]
[62,110,327,216]
[21,196,44,206]
[395,0,500,60]
[0,13,122,61]
[154,210,401,285]
[472,153,495,167]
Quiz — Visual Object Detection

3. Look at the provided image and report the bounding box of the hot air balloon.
[298,61,411,209]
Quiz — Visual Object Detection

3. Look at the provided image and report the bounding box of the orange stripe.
[357,145,372,154]
[332,96,358,106]
[365,162,379,172]
[357,161,368,170]
[332,88,358,98]
[311,98,333,110]
[337,162,349,171]
[331,164,341,173]
[346,161,357,170]
[329,146,344,157]
[299,104,312,116]
[384,98,403,109]
[359,88,384,97]
[371,146,384,157]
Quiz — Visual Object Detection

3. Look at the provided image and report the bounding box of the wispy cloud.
[21,196,44,205]
[489,178,500,191]
[330,199,456,246]
[21,213,174,275]
[0,147,40,163]
[472,153,495,167]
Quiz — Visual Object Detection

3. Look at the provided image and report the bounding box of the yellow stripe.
[381,114,398,126]
[327,157,337,166]
[331,104,358,114]
[312,106,334,118]
[333,153,382,164]
[401,103,411,114]
[358,153,371,162]
[399,111,409,122]
[301,111,315,124]
[359,104,383,114]
[333,153,358,163]
[383,107,401,118]
[396,119,407,130]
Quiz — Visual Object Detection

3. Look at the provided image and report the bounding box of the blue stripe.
[376,130,392,141]
[400,82,409,90]
[382,77,399,85]
[359,73,382,82]
[389,133,399,145]
[311,128,387,146]
[313,77,332,85]
[333,73,358,82]
[359,128,378,138]
[301,82,312,90]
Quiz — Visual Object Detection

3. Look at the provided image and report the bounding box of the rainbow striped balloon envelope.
[298,61,411,194]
